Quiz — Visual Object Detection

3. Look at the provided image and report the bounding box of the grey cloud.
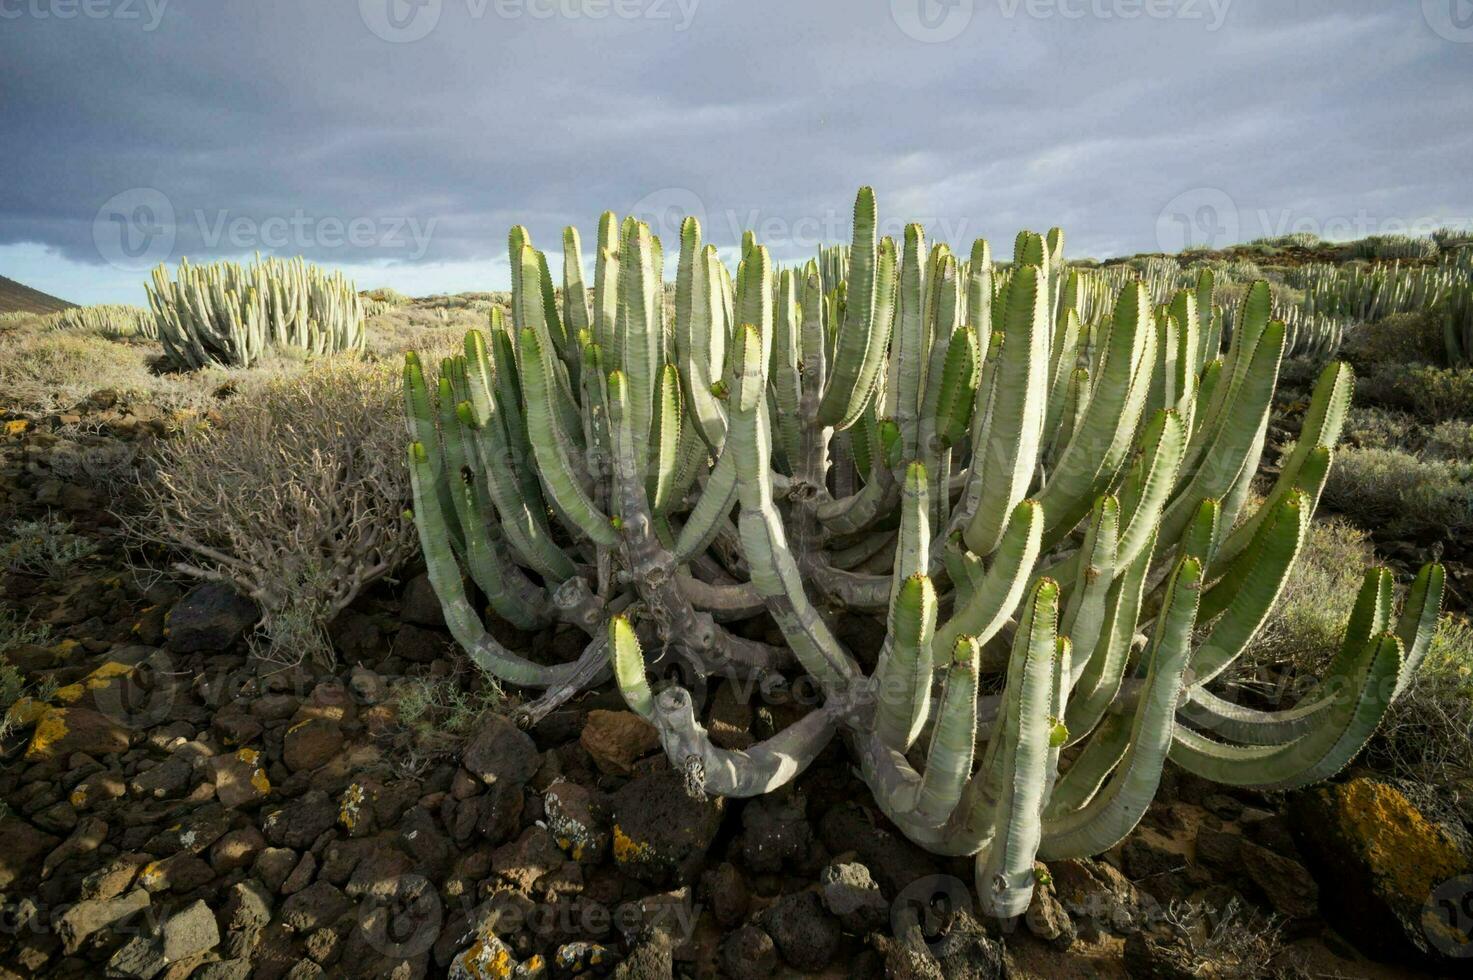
[0,0,1469,292]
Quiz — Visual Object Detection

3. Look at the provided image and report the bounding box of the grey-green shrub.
[1320,444,1473,539]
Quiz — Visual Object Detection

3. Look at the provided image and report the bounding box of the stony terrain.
[2,386,1469,979]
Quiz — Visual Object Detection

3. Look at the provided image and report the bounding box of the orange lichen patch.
[1332,778,1467,907]
[611,825,652,865]
[5,419,29,436]
[237,748,260,765]
[250,768,271,795]
[69,785,88,808]
[24,708,70,761]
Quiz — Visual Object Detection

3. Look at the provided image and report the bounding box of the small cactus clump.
[146,253,366,369]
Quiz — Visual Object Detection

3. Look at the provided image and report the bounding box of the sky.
[2,0,1471,306]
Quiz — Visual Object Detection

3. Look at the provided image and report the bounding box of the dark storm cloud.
[1,0,1470,292]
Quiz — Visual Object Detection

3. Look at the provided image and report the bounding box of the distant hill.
[0,275,74,314]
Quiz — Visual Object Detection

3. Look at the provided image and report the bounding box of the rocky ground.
[1,395,1470,979]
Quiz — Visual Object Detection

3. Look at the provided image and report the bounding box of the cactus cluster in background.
[404,189,1444,917]
[1220,293,1348,360]
[146,254,366,369]
[1299,260,1455,324]
[1353,233,1440,261]
[50,303,158,340]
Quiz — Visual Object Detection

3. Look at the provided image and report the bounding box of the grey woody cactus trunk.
[404,188,1445,918]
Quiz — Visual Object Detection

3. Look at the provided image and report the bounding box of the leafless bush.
[130,358,414,663]
[1158,897,1293,979]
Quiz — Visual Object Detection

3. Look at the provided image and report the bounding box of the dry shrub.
[132,357,413,663]
[362,305,482,362]
[0,323,226,414]
[1156,897,1293,979]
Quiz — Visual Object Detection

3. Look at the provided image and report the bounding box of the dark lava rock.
[719,925,778,980]
[1290,776,1473,962]
[462,714,539,789]
[739,792,814,875]
[610,769,724,887]
[167,583,259,653]
[820,861,888,933]
[759,890,841,972]
[263,791,338,849]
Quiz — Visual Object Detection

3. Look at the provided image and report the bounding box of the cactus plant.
[146,254,366,369]
[404,188,1444,918]
[51,304,158,340]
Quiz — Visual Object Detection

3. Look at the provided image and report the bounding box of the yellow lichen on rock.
[1333,777,1466,906]
[611,824,652,865]
[450,931,518,979]
[5,696,48,729]
[24,708,70,761]
[54,661,135,705]
[339,782,367,831]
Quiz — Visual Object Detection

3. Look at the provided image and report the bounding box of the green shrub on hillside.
[1361,363,1473,421]
[1319,444,1473,539]
[1340,309,1445,368]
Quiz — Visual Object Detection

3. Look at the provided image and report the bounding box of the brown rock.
[581,710,660,776]
[24,707,129,762]
[492,826,568,893]
[211,826,267,873]
[211,748,271,808]
[0,816,60,889]
[283,718,345,773]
